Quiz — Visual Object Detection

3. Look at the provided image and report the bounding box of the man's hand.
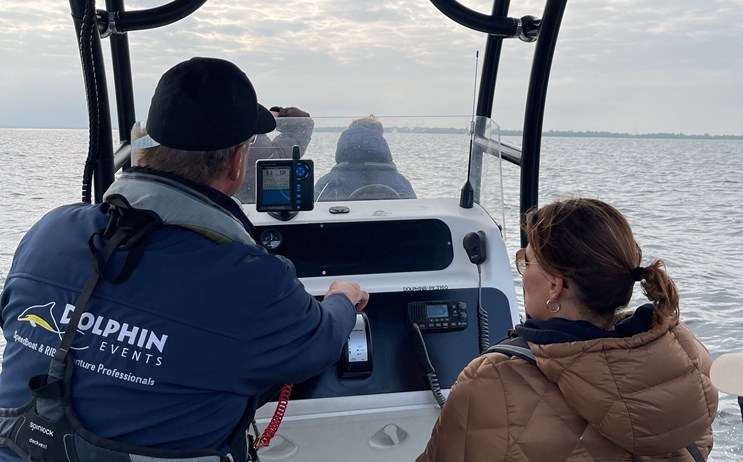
[325,280,369,312]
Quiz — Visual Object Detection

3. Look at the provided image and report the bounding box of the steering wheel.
[348,184,401,201]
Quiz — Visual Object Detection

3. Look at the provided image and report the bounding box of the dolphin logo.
[18,302,61,334]
[17,301,87,349]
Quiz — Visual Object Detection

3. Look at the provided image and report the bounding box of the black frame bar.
[519,0,568,246]
[68,0,205,203]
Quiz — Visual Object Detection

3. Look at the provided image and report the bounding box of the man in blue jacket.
[0,57,368,461]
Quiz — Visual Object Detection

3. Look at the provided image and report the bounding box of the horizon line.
[1,125,741,139]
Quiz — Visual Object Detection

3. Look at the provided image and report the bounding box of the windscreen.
[235,115,505,225]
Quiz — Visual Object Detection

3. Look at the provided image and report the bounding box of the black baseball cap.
[146,57,276,151]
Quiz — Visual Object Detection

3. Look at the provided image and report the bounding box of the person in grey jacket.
[235,106,314,203]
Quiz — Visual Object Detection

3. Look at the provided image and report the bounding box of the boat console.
[250,199,518,399]
[243,114,518,459]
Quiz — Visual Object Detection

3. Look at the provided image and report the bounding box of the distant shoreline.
[1,125,741,140]
[316,127,743,140]
[507,130,743,140]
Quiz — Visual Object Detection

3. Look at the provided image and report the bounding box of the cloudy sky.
[0,0,741,135]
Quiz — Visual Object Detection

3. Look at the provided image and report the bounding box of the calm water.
[1,128,741,460]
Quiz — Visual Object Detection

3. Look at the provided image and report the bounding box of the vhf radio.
[407,301,468,332]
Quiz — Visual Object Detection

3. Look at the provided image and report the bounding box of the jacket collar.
[127,167,254,231]
[104,167,255,245]
[515,303,655,345]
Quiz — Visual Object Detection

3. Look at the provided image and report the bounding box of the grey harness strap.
[483,342,536,363]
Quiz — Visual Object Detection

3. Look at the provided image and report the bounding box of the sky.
[0,0,741,135]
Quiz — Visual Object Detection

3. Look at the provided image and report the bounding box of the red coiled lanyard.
[253,383,293,450]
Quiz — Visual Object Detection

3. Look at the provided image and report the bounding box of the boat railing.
[96,0,207,36]
[475,136,521,166]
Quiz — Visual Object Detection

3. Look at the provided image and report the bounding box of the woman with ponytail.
[418,198,718,462]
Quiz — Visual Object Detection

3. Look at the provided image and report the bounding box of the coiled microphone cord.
[412,323,446,407]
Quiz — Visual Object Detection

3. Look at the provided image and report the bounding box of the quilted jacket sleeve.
[417,354,511,462]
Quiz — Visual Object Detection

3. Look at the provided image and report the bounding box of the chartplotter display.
[256,159,314,212]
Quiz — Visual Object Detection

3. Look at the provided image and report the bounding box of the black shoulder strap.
[633,445,705,462]
[685,443,706,461]
[483,336,536,364]
[48,199,161,380]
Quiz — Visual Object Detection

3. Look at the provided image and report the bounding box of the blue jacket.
[0,183,355,459]
[315,126,416,201]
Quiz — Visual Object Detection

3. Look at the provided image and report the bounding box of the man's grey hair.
[131,122,239,186]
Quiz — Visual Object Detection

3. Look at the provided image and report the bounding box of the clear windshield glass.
[470,116,507,233]
[237,114,505,223]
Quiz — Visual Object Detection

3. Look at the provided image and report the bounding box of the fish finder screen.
[426,304,448,318]
[262,166,291,205]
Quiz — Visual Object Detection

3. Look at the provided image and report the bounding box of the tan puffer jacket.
[416,321,718,461]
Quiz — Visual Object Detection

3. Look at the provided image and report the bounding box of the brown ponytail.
[525,197,680,326]
[639,260,680,326]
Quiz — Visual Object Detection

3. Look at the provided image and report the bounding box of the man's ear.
[227,144,247,181]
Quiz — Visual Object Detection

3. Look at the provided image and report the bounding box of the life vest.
[0,171,260,462]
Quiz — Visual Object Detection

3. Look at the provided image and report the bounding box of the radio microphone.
[463,230,487,265]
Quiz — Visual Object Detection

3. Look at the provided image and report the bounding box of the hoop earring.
[546,299,561,313]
